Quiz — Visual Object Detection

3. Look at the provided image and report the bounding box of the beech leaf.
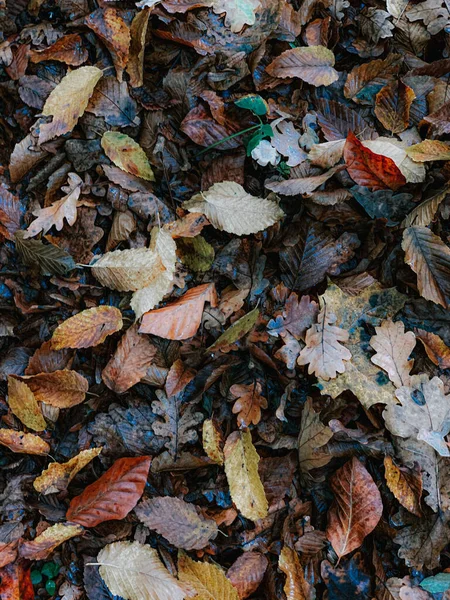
[33,448,102,495]
[7,376,46,432]
[51,306,123,349]
[13,369,89,408]
[19,523,83,560]
[266,46,339,87]
[101,132,155,182]
[178,552,239,600]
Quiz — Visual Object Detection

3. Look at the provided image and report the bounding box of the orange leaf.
[415,329,450,368]
[30,34,88,66]
[384,456,422,517]
[344,131,406,191]
[7,376,46,432]
[14,369,88,408]
[0,430,50,455]
[374,80,415,134]
[326,457,383,559]
[51,306,123,349]
[34,448,102,494]
[85,8,130,81]
[165,359,196,397]
[19,523,83,560]
[139,283,218,340]
[102,325,157,394]
[66,456,151,527]
[0,562,34,600]
[230,382,268,428]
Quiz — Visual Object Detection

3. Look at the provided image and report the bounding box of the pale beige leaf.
[202,418,224,465]
[308,140,345,169]
[178,553,239,600]
[362,139,425,184]
[224,430,268,522]
[39,66,102,144]
[266,46,339,87]
[33,448,102,494]
[96,541,185,600]
[402,187,449,227]
[92,247,160,292]
[297,306,351,381]
[369,320,416,388]
[211,0,261,32]
[265,165,343,196]
[182,182,284,236]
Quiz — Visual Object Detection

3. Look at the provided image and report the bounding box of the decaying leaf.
[369,320,416,388]
[101,132,155,182]
[34,448,102,494]
[384,456,422,517]
[209,307,260,351]
[19,523,83,560]
[278,545,313,600]
[7,376,46,432]
[406,139,450,162]
[85,8,130,81]
[13,369,88,408]
[266,46,339,87]
[226,552,267,599]
[374,81,415,134]
[298,398,333,473]
[178,552,239,600]
[51,306,123,349]
[0,429,50,455]
[202,418,224,464]
[211,0,261,32]
[415,329,450,368]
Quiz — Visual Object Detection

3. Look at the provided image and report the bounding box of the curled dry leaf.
[34,448,102,495]
[415,329,450,368]
[266,46,339,87]
[230,382,268,428]
[0,429,50,455]
[224,430,268,522]
[51,306,123,350]
[226,552,268,599]
[19,523,83,560]
[326,457,383,559]
[178,552,239,600]
[127,8,150,88]
[101,132,155,182]
[140,283,218,340]
[7,376,46,432]
[202,418,224,464]
[29,34,88,66]
[134,496,218,550]
[369,320,416,388]
[67,456,151,527]
[85,8,130,81]
[14,369,88,408]
[384,456,422,517]
[278,545,313,600]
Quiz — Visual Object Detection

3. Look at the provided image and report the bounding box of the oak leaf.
[326,457,383,559]
[182,182,284,236]
[0,429,50,455]
[278,545,313,600]
[101,132,154,181]
[369,320,416,388]
[211,0,261,32]
[14,369,88,408]
[96,541,185,600]
[230,382,268,428]
[374,80,415,134]
[19,523,83,560]
[38,66,102,144]
[223,430,268,521]
[298,398,333,473]
[140,283,218,340]
[135,496,218,550]
[7,376,46,432]
[384,456,422,517]
[297,305,351,381]
[102,325,157,394]
[33,448,102,494]
[406,139,450,162]
[51,306,123,349]
[67,456,151,527]
[402,226,450,308]
[266,46,339,87]
[394,512,450,570]
[178,552,239,600]
[202,418,224,464]
[85,8,130,81]
[268,293,319,340]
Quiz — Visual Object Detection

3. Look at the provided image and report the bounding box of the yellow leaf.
[101,131,155,181]
[51,306,123,349]
[178,552,239,600]
[384,456,422,517]
[223,430,268,522]
[7,376,46,432]
[202,419,224,465]
[39,66,103,144]
[406,139,450,162]
[20,523,83,560]
[0,429,50,455]
[34,448,102,494]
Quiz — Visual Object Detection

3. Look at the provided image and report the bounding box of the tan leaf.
[106,210,136,252]
[326,457,383,559]
[140,283,218,340]
[402,226,450,308]
[369,320,416,388]
[14,369,88,408]
[223,430,268,522]
[374,81,415,134]
[308,140,345,169]
[265,165,344,196]
[127,8,150,87]
[101,132,154,182]
[384,456,422,517]
[406,139,450,162]
[278,546,313,600]
[96,541,185,600]
[230,382,268,428]
[266,46,339,87]
[211,0,261,32]
[0,429,50,455]
[92,247,160,292]
[297,305,351,380]
[102,325,157,394]
[9,133,48,183]
[51,306,123,349]
[402,187,449,227]
[298,398,333,473]
[19,523,83,560]
[135,496,218,550]
[202,418,224,465]
[226,552,268,600]
[7,376,46,432]
[344,54,401,104]
[85,8,130,81]
[415,329,450,368]
[183,182,284,236]
[178,552,239,600]
[165,359,196,397]
[38,66,102,144]
[33,448,102,494]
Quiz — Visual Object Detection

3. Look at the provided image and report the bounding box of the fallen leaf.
[134,496,218,550]
[211,0,261,32]
[178,552,239,600]
[266,46,339,87]
[51,306,123,349]
[278,545,313,600]
[265,165,344,196]
[226,552,268,599]
[384,456,422,517]
[96,541,185,600]
[202,418,224,464]
[415,329,450,368]
[0,429,50,455]
[394,512,450,570]
[344,54,401,104]
[9,133,47,183]
[14,369,88,408]
[0,561,34,600]
[326,457,383,559]
[127,8,150,87]
[369,320,416,388]
[402,187,449,227]
[7,376,46,432]
[101,132,155,182]
[223,430,268,521]
[0,523,23,569]
[165,359,196,397]
[0,186,21,241]
[19,523,83,560]
[406,139,450,162]
[298,398,333,473]
[29,34,88,66]
[182,182,284,235]
[374,81,415,133]
[209,308,260,351]
[85,8,130,81]
[33,448,102,494]
[15,232,76,276]
[67,456,151,526]
[230,382,268,428]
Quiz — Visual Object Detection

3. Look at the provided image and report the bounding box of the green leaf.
[420,573,450,593]
[246,131,263,156]
[15,231,76,276]
[259,124,274,138]
[101,131,155,181]
[235,94,268,116]
[42,562,59,578]
[31,570,42,585]
[209,307,259,351]
[45,580,56,596]
[177,236,215,272]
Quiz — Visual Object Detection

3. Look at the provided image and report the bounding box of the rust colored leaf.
[85,8,130,81]
[165,359,196,397]
[344,131,406,191]
[0,429,50,455]
[181,104,242,150]
[66,456,151,527]
[7,376,46,432]
[415,329,450,368]
[344,54,401,104]
[34,448,102,494]
[51,306,123,350]
[139,283,218,340]
[163,213,209,238]
[19,523,83,560]
[0,562,34,600]
[102,325,157,394]
[230,382,268,428]
[30,34,88,66]
[127,8,150,88]
[14,369,88,408]
[384,456,422,517]
[226,552,268,599]
[278,545,313,600]
[0,186,21,241]
[0,523,23,568]
[326,457,383,559]
[374,80,415,134]
[25,340,73,375]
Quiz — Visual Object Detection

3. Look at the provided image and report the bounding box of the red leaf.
[0,562,34,600]
[66,456,151,527]
[344,131,405,191]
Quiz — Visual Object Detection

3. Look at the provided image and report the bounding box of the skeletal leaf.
[369,320,416,388]
[135,496,218,550]
[14,370,88,408]
[266,46,339,87]
[384,456,422,517]
[178,552,239,600]
[223,430,268,521]
[38,66,102,144]
[101,132,154,181]
[298,398,333,473]
[7,376,46,432]
[34,448,102,494]
[0,429,50,455]
[19,523,83,560]
[96,541,185,600]
[51,306,123,349]
[202,418,224,465]
[183,182,283,236]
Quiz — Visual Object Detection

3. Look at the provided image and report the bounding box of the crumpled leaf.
[326,457,383,559]
[369,320,416,388]
[270,118,306,167]
[358,8,394,43]
[14,369,88,408]
[266,46,339,87]
[268,293,318,341]
[230,382,268,428]
[202,418,224,465]
[7,376,46,432]
[178,552,239,600]
[298,398,333,473]
[101,132,154,182]
[394,512,450,570]
[183,182,283,236]
[135,496,218,550]
[0,429,50,455]
[251,139,280,167]
[33,448,102,495]
[67,456,151,527]
[384,374,450,457]
[19,523,83,560]
[406,0,450,35]
[85,8,130,81]
[96,541,185,600]
[51,306,123,349]
[223,430,268,522]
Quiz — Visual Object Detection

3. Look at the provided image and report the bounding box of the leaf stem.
[196,124,262,157]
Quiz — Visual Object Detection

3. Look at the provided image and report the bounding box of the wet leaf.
[19,523,83,560]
